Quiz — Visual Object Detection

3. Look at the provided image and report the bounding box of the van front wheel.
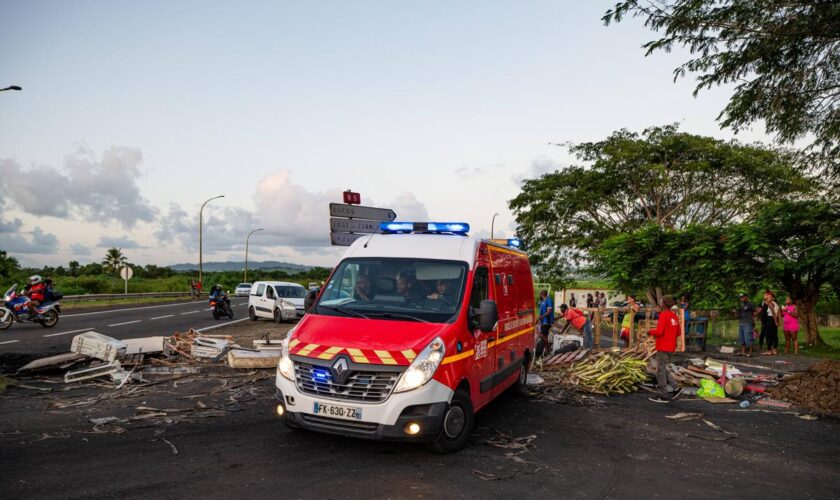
[248,307,258,321]
[429,388,474,454]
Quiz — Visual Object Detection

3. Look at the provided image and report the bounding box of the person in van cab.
[396,275,416,303]
[354,274,373,302]
[427,279,453,302]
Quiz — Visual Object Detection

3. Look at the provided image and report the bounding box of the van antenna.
[363,233,375,248]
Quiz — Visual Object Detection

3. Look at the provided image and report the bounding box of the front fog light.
[405,422,421,435]
[394,337,445,393]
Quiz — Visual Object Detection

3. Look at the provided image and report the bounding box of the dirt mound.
[769,360,840,415]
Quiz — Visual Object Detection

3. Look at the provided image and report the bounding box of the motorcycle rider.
[209,285,230,313]
[23,275,46,319]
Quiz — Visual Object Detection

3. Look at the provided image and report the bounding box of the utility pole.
[199,194,224,286]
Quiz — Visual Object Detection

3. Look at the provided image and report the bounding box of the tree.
[0,249,20,281]
[509,124,810,292]
[68,261,81,277]
[727,200,840,346]
[102,247,128,275]
[603,1,840,179]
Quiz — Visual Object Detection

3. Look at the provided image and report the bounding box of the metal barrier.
[61,292,193,305]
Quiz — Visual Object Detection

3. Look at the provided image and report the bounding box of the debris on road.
[227,349,281,369]
[71,331,127,362]
[665,412,703,421]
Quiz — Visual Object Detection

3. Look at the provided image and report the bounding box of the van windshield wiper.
[366,312,429,323]
[318,304,370,319]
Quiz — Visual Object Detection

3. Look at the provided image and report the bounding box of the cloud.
[0,220,60,254]
[454,164,506,180]
[0,147,157,228]
[69,243,93,256]
[511,157,563,185]
[97,235,144,249]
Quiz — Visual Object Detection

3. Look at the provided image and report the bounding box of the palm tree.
[102,247,128,275]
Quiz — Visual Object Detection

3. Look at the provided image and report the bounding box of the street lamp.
[199,194,224,286]
[0,85,22,92]
[244,228,264,283]
[491,213,500,239]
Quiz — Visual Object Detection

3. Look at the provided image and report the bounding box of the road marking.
[107,320,142,327]
[150,314,174,320]
[62,301,248,318]
[44,327,95,338]
[196,317,248,332]
[181,311,199,315]
[0,340,20,345]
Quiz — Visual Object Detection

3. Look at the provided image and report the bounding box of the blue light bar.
[379,221,470,235]
[507,238,522,248]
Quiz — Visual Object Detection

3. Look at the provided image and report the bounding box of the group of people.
[738,290,800,357]
[189,280,203,299]
[536,290,594,356]
[568,291,607,311]
[353,273,454,305]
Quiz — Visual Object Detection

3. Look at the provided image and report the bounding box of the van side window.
[507,275,514,286]
[254,284,265,296]
[266,286,275,299]
[470,267,489,310]
[494,273,502,285]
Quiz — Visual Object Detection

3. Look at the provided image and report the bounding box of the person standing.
[190,280,197,300]
[760,290,782,356]
[558,304,593,349]
[535,290,554,357]
[647,296,681,403]
[569,293,577,308]
[621,295,640,347]
[597,291,607,309]
[586,293,594,309]
[737,294,755,357]
[782,295,800,354]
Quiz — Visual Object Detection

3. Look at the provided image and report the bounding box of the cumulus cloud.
[0,219,60,254]
[0,147,157,228]
[97,235,144,249]
[69,243,93,256]
[511,157,563,185]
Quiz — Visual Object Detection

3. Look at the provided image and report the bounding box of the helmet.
[29,275,43,285]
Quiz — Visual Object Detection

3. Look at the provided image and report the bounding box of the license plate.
[313,401,363,420]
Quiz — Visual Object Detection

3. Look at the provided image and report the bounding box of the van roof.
[342,233,526,267]
[253,281,306,287]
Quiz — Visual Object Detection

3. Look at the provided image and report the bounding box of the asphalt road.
[0,299,251,354]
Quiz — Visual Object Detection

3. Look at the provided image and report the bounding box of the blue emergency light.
[380,221,470,235]
[507,238,522,248]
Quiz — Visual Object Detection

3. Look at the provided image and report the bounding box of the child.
[647,295,681,404]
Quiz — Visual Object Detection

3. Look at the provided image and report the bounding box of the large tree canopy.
[603,0,840,178]
[509,124,810,286]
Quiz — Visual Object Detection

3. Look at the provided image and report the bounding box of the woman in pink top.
[782,296,799,354]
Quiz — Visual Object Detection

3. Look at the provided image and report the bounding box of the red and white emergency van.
[274,222,535,452]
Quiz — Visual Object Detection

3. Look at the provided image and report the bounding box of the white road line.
[44,327,95,338]
[107,320,142,327]
[196,317,248,332]
[0,340,21,345]
[181,311,199,315]
[150,314,174,320]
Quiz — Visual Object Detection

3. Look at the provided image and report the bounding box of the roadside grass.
[707,324,840,361]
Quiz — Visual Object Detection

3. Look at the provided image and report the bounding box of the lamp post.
[244,228,264,283]
[0,85,22,92]
[490,213,500,239]
[199,194,224,286]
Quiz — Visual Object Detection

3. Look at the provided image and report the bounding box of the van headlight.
[394,337,445,393]
[277,337,295,381]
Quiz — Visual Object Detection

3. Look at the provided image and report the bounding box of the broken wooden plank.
[227,349,280,369]
[17,353,87,373]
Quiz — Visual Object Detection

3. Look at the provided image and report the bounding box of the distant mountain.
[168,261,313,273]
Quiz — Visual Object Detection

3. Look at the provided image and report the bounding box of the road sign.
[120,266,134,280]
[343,190,361,205]
[329,203,396,222]
[330,218,380,234]
[330,232,366,246]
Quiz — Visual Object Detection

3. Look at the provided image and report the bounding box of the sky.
[0,0,778,269]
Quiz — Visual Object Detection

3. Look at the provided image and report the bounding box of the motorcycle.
[209,293,234,320]
[1,284,62,330]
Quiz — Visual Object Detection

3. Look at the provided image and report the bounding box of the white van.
[248,281,309,322]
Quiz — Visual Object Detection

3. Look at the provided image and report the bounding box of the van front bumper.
[274,374,453,442]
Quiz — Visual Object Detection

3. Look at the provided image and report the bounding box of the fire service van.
[274,222,535,453]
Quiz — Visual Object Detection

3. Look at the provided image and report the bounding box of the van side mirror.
[472,300,498,332]
[304,288,319,312]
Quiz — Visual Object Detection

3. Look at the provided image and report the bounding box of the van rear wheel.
[274,309,284,324]
[429,388,474,454]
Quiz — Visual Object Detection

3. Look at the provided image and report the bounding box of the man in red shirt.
[23,275,46,318]
[647,295,681,403]
[558,304,594,348]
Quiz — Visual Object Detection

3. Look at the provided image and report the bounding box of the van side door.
[467,266,497,409]
[252,283,267,317]
[264,285,276,318]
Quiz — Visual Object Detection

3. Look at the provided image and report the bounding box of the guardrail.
[61,291,194,305]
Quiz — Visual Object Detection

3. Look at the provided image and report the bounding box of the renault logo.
[330,357,350,384]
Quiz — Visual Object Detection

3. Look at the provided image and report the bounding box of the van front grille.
[294,362,401,403]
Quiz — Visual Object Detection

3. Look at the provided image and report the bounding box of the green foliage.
[603,1,840,176]
[0,250,20,281]
[101,247,128,275]
[510,124,809,290]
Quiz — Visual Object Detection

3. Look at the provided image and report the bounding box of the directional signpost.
[329,195,397,246]
[120,266,134,294]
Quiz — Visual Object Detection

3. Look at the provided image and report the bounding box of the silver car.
[234,283,252,297]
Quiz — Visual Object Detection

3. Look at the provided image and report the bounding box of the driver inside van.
[427,280,452,301]
[354,274,372,302]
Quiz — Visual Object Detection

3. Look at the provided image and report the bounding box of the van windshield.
[276,285,307,298]
[315,258,468,323]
